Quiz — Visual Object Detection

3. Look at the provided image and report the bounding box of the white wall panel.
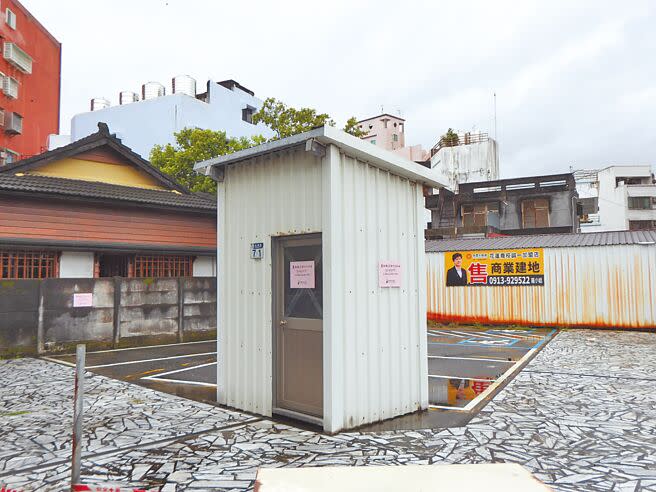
[219,149,323,415]
[324,147,427,432]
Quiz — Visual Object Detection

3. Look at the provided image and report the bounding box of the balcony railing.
[431,132,489,156]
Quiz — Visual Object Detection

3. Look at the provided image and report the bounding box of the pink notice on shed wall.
[379,261,402,288]
[290,261,315,289]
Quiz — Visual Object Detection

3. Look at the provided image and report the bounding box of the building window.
[5,9,16,29]
[242,106,254,124]
[0,250,58,279]
[134,255,193,277]
[370,139,376,145]
[462,203,498,227]
[3,76,18,99]
[392,133,398,142]
[629,220,656,231]
[1,147,19,165]
[628,197,653,210]
[383,120,388,128]
[522,198,550,228]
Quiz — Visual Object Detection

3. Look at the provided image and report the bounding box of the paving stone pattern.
[2,329,656,491]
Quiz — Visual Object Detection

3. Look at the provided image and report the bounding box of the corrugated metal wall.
[218,149,323,415]
[323,146,427,432]
[427,245,656,328]
[218,144,428,431]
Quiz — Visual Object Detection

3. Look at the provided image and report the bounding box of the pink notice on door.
[290,261,315,289]
[379,261,402,288]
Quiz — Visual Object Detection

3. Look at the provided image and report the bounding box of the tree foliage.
[343,116,368,138]
[253,97,367,139]
[441,128,459,147]
[150,128,265,193]
[150,99,369,194]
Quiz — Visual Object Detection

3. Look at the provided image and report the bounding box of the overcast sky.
[23,0,656,177]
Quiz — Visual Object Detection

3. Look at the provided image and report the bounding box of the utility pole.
[494,92,497,141]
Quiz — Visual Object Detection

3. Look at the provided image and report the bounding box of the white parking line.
[86,352,216,369]
[428,374,494,382]
[144,378,217,388]
[142,362,216,380]
[428,355,514,363]
[428,330,468,338]
[429,345,538,412]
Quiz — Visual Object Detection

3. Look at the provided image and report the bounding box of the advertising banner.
[444,249,544,287]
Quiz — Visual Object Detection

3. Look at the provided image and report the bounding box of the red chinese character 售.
[468,262,488,284]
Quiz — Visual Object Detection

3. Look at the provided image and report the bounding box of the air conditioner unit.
[2,76,18,99]
[5,112,22,135]
[3,42,32,74]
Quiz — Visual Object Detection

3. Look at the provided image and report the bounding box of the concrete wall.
[430,140,499,192]
[0,277,216,355]
[43,278,115,344]
[496,190,576,231]
[0,280,40,350]
[71,81,274,158]
[59,252,95,278]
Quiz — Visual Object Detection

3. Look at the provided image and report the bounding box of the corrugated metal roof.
[425,230,656,252]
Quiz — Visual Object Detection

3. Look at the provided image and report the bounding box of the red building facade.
[0,0,60,163]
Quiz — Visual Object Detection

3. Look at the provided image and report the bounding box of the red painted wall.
[0,0,60,159]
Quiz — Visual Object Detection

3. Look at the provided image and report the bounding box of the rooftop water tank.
[90,98,110,111]
[119,91,139,105]
[142,81,165,100]
[172,74,196,97]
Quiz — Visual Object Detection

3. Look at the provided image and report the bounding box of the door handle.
[280,320,287,326]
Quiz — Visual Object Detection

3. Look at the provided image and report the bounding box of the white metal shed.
[195,126,445,432]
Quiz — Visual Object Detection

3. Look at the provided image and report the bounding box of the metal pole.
[71,344,85,489]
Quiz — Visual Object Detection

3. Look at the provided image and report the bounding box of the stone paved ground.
[2,329,656,491]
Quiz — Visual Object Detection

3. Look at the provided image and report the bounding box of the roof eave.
[194,126,446,189]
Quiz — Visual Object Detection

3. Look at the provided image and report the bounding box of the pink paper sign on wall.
[73,293,93,307]
[290,261,315,289]
[379,261,402,288]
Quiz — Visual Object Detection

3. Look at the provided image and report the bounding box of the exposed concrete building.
[577,165,656,233]
[50,78,274,158]
[426,173,579,239]
[428,131,499,192]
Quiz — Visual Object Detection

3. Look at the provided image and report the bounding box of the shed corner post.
[321,143,344,433]
[416,183,429,410]
[216,177,227,406]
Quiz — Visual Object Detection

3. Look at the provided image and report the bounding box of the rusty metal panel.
[219,149,323,415]
[427,244,656,329]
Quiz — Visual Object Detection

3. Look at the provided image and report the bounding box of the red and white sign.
[379,261,402,288]
[472,378,492,395]
[290,261,315,289]
[73,293,93,307]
